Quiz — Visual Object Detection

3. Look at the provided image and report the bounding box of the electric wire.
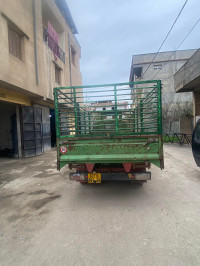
[152,17,200,80]
[162,54,200,81]
[142,0,188,77]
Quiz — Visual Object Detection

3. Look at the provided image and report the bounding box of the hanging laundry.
[48,21,60,61]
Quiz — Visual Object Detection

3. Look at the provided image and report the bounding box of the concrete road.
[0,144,200,266]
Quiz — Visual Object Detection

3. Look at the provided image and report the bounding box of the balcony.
[43,27,65,64]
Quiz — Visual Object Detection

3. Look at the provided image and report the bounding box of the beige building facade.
[129,50,197,134]
[0,0,82,158]
[174,49,200,128]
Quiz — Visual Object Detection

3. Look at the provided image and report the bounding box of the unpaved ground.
[0,145,200,266]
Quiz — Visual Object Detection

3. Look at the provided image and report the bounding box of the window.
[55,65,61,85]
[153,64,162,70]
[8,25,22,60]
[71,46,76,66]
[133,67,142,78]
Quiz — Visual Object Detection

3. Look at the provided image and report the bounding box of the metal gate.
[21,106,43,157]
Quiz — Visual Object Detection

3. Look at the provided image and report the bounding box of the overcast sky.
[67,0,200,86]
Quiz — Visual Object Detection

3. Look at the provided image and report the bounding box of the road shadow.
[70,181,151,208]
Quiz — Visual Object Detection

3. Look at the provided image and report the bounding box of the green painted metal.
[57,136,163,169]
[54,81,164,170]
[140,101,144,133]
[60,154,160,163]
[73,87,78,135]
[157,80,163,135]
[54,81,162,138]
[55,80,160,90]
[53,88,60,138]
[114,85,118,133]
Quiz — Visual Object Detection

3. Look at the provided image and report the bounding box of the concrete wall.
[0,0,82,157]
[174,49,200,93]
[41,0,82,100]
[163,120,180,134]
[130,50,198,133]
[180,117,193,134]
[131,50,197,104]
[0,0,39,96]
[194,90,200,116]
[174,49,200,128]
[163,117,193,134]
[0,0,82,102]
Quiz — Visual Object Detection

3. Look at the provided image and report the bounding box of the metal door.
[42,107,51,152]
[21,106,43,157]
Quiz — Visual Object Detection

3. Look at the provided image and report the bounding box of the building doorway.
[0,101,18,158]
[50,109,56,147]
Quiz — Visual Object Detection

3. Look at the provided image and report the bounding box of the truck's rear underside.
[54,81,164,184]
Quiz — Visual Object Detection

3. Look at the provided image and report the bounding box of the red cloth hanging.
[48,21,60,61]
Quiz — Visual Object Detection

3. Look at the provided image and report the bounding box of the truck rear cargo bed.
[54,81,164,182]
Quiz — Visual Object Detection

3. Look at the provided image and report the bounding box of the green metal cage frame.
[54,80,164,170]
[54,80,162,139]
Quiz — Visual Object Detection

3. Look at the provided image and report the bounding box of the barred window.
[8,26,22,60]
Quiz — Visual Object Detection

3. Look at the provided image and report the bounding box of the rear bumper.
[69,172,151,182]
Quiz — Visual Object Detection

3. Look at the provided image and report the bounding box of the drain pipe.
[68,33,72,86]
[33,0,39,85]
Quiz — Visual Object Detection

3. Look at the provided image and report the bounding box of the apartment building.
[129,50,197,133]
[0,0,82,158]
[130,50,197,102]
[174,49,200,127]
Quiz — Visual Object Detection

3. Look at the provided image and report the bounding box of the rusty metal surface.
[54,81,164,171]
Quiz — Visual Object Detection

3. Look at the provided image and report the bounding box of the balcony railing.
[43,27,65,64]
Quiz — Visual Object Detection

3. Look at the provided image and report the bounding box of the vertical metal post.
[157,80,162,135]
[132,109,135,132]
[114,85,118,134]
[135,107,137,133]
[84,111,86,134]
[140,101,144,132]
[140,101,144,133]
[88,112,91,134]
[53,88,61,170]
[68,33,73,97]
[73,87,78,135]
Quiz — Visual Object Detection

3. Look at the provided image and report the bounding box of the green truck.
[54,80,164,184]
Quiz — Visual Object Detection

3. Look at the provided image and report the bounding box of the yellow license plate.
[88,173,101,183]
